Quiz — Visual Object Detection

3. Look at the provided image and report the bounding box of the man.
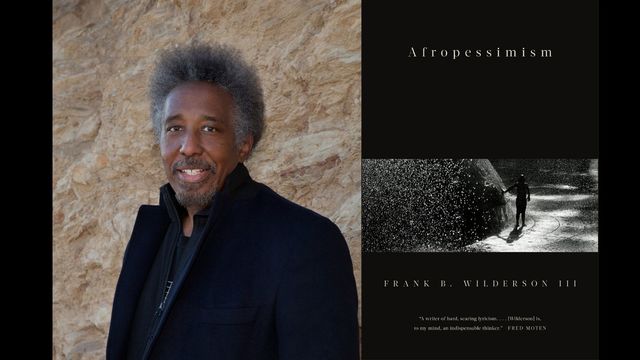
[503,174,531,228]
[106,43,359,360]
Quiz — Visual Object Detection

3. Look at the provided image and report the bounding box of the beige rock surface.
[53,0,361,358]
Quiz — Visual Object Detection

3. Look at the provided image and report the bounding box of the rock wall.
[53,1,361,358]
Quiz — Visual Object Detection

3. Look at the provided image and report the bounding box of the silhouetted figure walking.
[503,174,531,228]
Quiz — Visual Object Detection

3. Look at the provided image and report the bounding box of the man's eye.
[166,126,181,132]
[203,126,217,133]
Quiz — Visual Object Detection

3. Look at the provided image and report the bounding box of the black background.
[361,0,600,358]
[362,254,598,359]
[362,0,598,159]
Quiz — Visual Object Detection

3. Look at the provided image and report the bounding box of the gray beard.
[175,187,216,211]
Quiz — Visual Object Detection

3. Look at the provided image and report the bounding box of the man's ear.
[238,134,254,162]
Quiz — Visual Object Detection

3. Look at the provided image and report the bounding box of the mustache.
[172,157,216,172]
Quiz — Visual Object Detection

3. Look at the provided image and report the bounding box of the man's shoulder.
[249,181,339,231]
[247,182,347,256]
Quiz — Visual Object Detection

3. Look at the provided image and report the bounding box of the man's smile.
[175,167,212,183]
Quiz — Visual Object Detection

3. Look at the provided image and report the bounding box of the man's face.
[160,81,252,211]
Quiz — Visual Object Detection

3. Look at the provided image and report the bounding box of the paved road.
[466,160,598,252]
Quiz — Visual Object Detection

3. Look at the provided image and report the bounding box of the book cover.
[361,1,599,358]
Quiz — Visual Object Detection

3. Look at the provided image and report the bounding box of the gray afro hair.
[149,42,265,153]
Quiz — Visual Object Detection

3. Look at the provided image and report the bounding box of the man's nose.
[180,131,203,156]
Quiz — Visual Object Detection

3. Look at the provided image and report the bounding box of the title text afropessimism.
[408,46,552,60]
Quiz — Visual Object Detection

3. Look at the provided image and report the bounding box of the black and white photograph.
[363,159,598,252]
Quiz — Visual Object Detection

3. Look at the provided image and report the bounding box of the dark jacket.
[106,163,359,359]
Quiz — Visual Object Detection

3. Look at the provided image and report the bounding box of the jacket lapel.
[106,204,170,360]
